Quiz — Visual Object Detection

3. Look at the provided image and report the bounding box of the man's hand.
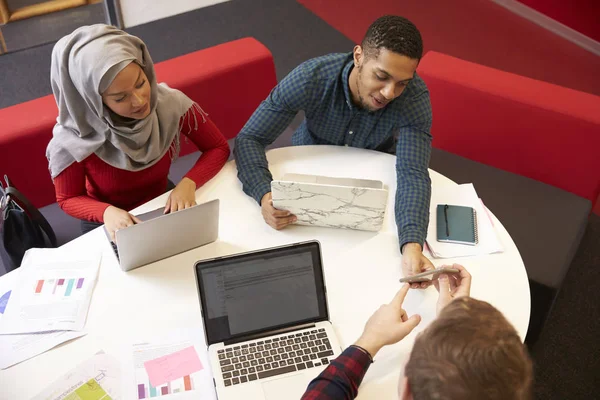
[260,192,296,230]
[354,284,421,358]
[165,177,197,214]
[402,243,435,289]
[434,264,472,316]
[103,206,142,242]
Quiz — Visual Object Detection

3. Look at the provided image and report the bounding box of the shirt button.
[349,131,353,135]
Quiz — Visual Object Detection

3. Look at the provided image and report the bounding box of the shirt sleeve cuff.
[251,182,273,205]
[343,346,373,373]
[399,231,426,254]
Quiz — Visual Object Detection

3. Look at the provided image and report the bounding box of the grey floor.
[0,0,598,398]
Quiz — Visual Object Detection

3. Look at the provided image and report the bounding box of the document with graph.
[122,328,216,400]
[0,271,87,369]
[32,351,122,400]
[0,247,101,334]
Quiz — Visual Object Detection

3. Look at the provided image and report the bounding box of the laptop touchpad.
[262,375,310,399]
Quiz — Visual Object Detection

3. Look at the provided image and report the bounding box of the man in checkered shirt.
[235,15,434,284]
[301,266,533,399]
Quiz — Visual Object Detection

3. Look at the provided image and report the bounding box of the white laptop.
[104,199,219,271]
[194,241,342,400]
[271,173,388,231]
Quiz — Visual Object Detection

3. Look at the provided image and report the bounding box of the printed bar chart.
[132,333,214,400]
[35,280,44,294]
[33,278,85,297]
[137,376,195,398]
[65,279,75,296]
[183,375,191,391]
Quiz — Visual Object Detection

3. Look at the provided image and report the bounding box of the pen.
[444,204,450,237]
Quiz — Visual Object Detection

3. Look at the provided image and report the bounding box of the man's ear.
[353,45,363,68]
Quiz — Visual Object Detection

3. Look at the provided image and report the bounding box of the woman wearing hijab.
[47,25,230,241]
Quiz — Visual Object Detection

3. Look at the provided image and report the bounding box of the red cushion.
[155,37,277,153]
[0,38,276,208]
[418,51,600,206]
[0,96,59,207]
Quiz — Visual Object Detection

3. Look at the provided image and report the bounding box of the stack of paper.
[0,247,101,369]
[425,183,504,258]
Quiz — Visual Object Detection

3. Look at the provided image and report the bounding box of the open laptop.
[104,199,219,272]
[271,173,388,232]
[194,241,342,400]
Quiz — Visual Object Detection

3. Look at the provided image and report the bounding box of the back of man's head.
[405,297,533,400]
[361,15,423,61]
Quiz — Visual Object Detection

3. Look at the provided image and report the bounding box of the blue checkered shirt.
[234,53,432,249]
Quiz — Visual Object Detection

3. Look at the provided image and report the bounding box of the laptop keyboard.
[218,328,335,387]
[110,241,120,260]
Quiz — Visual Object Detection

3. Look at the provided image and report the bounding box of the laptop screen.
[195,241,328,345]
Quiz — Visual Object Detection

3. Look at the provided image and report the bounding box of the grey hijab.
[47,24,194,178]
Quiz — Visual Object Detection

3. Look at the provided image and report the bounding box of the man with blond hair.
[301,265,533,399]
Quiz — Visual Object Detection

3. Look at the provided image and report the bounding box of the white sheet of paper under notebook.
[425,183,503,258]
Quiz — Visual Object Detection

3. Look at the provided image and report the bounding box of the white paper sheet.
[122,328,216,400]
[0,248,101,334]
[0,270,87,369]
[0,329,86,370]
[425,184,504,258]
[32,351,122,400]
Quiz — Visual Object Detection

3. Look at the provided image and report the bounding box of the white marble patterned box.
[271,173,388,232]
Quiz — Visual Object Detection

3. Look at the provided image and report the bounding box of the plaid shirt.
[234,53,432,248]
[301,346,373,400]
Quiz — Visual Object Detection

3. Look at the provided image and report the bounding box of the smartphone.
[399,267,460,283]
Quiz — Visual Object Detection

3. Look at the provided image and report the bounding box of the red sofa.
[0,37,277,209]
[418,51,600,215]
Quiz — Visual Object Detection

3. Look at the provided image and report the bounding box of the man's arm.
[301,346,372,400]
[302,284,421,399]
[395,91,432,251]
[234,64,315,203]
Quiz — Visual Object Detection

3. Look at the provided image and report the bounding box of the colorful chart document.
[144,345,204,388]
[123,329,216,400]
[0,271,87,369]
[32,351,122,400]
[0,248,101,334]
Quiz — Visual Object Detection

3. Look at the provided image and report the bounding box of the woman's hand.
[103,205,142,242]
[165,177,197,213]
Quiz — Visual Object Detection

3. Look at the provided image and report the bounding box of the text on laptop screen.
[197,243,328,344]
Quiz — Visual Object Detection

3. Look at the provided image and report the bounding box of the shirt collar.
[341,54,357,110]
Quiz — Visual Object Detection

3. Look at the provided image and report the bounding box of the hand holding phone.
[434,264,472,316]
[399,267,460,283]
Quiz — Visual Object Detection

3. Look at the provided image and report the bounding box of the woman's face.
[101,62,151,119]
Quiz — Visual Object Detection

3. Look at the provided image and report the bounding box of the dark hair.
[405,297,533,400]
[361,15,423,60]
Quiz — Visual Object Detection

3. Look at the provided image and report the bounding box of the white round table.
[0,146,530,399]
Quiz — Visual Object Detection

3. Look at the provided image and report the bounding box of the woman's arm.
[54,162,111,222]
[180,104,230,187]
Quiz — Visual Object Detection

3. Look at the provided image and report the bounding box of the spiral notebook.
[436,204,478,245]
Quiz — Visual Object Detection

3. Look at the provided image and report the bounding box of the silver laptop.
[271,173,388,231]
[104,199,219,271]
[194,241,342,400]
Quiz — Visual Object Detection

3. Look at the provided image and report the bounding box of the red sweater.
[54,106,230,222]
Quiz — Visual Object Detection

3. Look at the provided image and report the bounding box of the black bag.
[0,175,57,270]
